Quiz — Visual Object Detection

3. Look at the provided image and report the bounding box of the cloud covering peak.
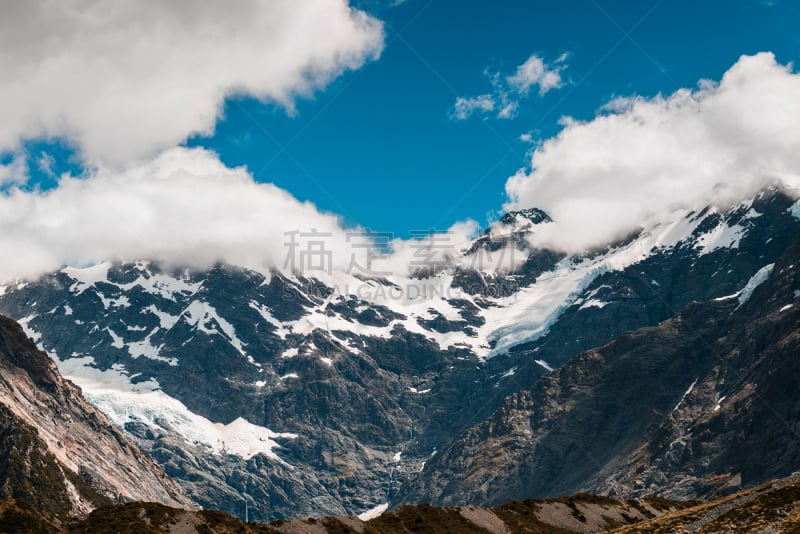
[0,146,487,283]
[0,147,363,281]
[505,52,800,252]
[0,0,383,166]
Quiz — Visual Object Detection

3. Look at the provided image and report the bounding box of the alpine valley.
[1,184,799,526]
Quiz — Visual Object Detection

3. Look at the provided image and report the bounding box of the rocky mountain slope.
[0,186,797,520]
[0,314,193,517]
[400,230,800,507]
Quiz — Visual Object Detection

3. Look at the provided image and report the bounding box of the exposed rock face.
[401,234,800,507]
[0,315,193,516]
[0,187,797,520]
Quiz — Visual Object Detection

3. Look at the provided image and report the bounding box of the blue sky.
[180,0,799,236]
[14,0,800,237]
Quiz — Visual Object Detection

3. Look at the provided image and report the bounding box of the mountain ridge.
[0,186,797,520]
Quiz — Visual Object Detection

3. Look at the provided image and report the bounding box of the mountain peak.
[498,207,552,226]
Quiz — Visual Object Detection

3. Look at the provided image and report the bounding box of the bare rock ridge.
[0,314,194,516]
[7,473,800,533]
[0,491,695,533]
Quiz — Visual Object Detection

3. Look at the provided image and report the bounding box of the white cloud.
[377,220,481,276]
[0,147,368,281]
[0,0,383,166]
[0,146,487,283]
[37,151,56,179]
[0,153,29,186]
[505,52,800,252]
[451,53,568,121]
[452,95,496,120]
[507,53,568,96]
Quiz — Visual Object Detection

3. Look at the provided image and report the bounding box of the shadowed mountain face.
[400,233,800,507]
[0,315,193,517]
[0,187,797,520]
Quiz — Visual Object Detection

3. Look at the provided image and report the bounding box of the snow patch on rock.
[695,223,746,256]
[738,263,775,306]
[62,263,111,295]
[358,503,388,521]
[57,357,296,462]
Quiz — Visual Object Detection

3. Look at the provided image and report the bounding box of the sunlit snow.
[56,357,297,462]
[694,223,746,256]
[357,503,388,521]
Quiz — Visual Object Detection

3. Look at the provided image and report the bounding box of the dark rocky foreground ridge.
[0,491,696,533]
[5,473,800,533]
[0,187,798,520]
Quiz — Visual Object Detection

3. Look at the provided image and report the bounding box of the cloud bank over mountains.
[0,145,487,282]
[506,52,800,252]
[0,0,383,167]
[0,148,367,281]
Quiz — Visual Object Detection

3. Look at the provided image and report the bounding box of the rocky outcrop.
[0,315,193,516]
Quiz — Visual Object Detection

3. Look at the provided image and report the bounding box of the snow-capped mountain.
[401,228,800,507]
[0,186,797,520]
